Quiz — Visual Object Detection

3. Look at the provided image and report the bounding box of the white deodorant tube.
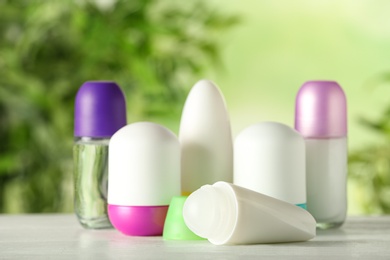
[183,182,316,245]
[295,81,348,229]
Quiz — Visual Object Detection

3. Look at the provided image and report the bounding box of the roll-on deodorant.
[234,122,306,208]
[295,81,347,229]
[179,79,233,195]
[108,122,181,236]
[183,182,316,245]
[74,81,127,229]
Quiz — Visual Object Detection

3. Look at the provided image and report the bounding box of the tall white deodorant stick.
[295,81,347,229]
[108,122,181,236]
[234,122,306,209]
[179,80,233,195]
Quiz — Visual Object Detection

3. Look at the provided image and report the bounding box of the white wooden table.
[0,214,389,259]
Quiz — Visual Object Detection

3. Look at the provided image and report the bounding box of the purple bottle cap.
[295,81,347,138]
[74,81,127,138]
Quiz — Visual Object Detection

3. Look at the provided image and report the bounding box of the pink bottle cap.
[108,205,168,236]
[295,81,347,138]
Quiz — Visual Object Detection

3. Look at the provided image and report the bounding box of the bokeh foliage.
[349,99,390,214]
[3,0,389,216]
[0,0,237,213]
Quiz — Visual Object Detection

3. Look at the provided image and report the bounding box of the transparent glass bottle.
[73,81,127,229]
[74,137,111,229]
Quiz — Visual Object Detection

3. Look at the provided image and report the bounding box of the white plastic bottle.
[179,80,233,195]
[183,182,316,245]
[234,122,306,209]
[107,122,181,236]
[295,80,348,229]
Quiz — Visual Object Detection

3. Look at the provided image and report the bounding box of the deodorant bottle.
[295,80,347,229]
[183,182,316,245]
[234,122,306,209]
[108,122,181,236]
[74,81,127,229]
[179,79,233,195]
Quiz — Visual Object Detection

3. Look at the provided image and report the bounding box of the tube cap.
[74,81,127,138]
[295,81,347,138]
[163,196,204,240]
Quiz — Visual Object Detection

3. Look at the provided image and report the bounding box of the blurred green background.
[1,0,390,215]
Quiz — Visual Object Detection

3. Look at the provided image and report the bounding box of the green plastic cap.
[163,196,205,240]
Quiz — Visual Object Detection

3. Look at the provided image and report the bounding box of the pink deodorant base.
[108,204,169,236]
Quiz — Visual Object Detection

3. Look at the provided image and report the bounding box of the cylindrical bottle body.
[305,137,347,228]
[73,137,112,229]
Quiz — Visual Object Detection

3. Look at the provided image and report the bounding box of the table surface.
[0,214,389,259]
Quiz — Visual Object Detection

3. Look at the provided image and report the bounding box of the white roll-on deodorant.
[183,182,316,245]
[295,80,347,229]
[234,122,306,209]
[107,122,181,236]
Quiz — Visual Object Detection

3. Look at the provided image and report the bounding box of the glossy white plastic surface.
[183,182,316,245]
[179,80,233,194]
[108,122,181,206]
[306,138,347,226]
[234,122,306,205]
